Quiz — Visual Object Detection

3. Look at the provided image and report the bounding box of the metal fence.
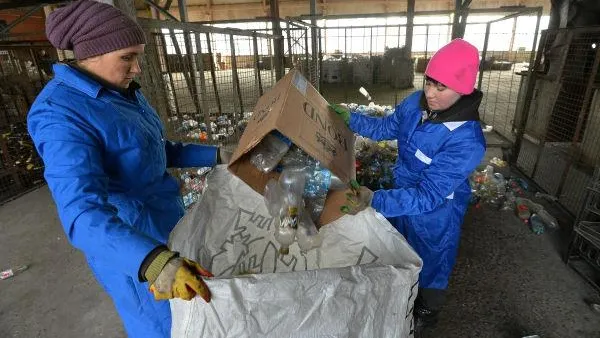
[318,23,417,106]
[137,18,318,145]
[475,11,541,143]
[317,10,543,124]
[0,40,56,204]
[513,26,600,215]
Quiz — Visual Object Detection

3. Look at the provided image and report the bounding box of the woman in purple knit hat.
[27,1,225,336]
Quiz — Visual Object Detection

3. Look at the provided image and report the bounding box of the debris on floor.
[469,165,560,234]
[1,264,28,280]
[490,156,507,167]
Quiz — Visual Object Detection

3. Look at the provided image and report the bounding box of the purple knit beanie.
[46,0,146,60]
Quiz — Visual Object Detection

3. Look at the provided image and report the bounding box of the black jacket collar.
[419,89,482,123]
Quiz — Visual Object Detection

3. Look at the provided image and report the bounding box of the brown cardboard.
[228,69,355,226]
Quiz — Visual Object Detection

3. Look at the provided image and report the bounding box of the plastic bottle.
[296,212,323,252]
[494,173,507,197]
[263,179,284,218]
[530,214,545,235]
[1,265,28,280]
[303,165,332,222]
[516,203,531,223]
[536,209,559,229]
[501,191,516,211]
[250,131,292,173]
[275,204,299,255]
[483,165,495,182]
[274,168,306,254]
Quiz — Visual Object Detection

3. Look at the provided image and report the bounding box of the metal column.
[229,34,244,116]
[205,32,222,114]
[253,34,264,96]
[405,0,415,53]
[310,0,319,90]
[270,0,284,80]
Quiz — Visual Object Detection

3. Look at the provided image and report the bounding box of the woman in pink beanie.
[28,1,228,337]
[334,38,486,331]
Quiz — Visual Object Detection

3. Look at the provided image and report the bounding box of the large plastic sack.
[168,165,422,338]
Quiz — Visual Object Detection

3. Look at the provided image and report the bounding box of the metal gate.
[513,26,600,215]
[475,8,542,143]
[0,41,56,204]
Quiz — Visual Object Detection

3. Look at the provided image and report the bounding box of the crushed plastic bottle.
[1,265,28,280]
[250,131,292,173]
[536,209,559,229]
[530,214,545,234]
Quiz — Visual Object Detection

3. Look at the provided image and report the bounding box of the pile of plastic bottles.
[177,167,213,208]
[355,141,397,191]
[339,102,394,117]
[169,112,254,143]
[469,165,559,234]
[250,132,347,254]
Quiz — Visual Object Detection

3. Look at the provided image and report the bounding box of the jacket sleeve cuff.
[371,190,383,212]
[139,246,178,283]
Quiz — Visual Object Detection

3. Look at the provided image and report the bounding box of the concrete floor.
[0,187,125,338]
[1,145,599,338]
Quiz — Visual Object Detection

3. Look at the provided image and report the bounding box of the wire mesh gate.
[0,41,57,204]
[476,10,542,143]
[513,26,600,215]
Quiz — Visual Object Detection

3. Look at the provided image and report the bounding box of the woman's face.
[79,44,145,89]
[424,77,461,111]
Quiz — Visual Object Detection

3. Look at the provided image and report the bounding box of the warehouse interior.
[1,0,600,337]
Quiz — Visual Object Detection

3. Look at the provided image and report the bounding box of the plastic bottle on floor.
[516,203,531,223]
[536,209,559,229]
[1,265,28,280]
[530,214,545,235]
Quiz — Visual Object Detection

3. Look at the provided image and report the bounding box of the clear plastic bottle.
[275,204,299,255]
[274,168,306,254]
[250,131,292,173]
[263,179,284,218]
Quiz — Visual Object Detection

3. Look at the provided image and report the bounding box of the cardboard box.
[228,69,355,226]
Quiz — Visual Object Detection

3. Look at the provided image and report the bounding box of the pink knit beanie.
[425,38,480,95]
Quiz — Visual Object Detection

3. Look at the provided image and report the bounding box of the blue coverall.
[28,63,217,337]
[350,90,486,291]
